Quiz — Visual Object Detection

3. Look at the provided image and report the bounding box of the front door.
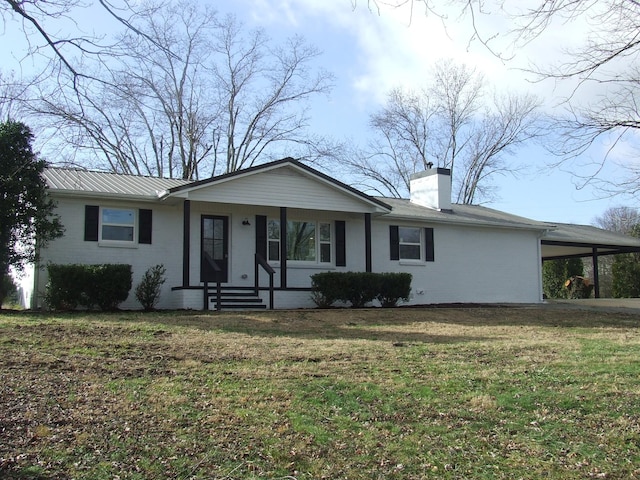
[201,215,228,283]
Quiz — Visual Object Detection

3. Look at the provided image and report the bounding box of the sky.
[1,0,637,226]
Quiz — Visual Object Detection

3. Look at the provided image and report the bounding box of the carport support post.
[592,247,600,298]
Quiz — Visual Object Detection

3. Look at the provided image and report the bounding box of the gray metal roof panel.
[542,222,640,248]
[44,168,190,198]
[377,197,551,231]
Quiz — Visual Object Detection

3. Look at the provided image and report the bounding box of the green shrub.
[377,272,412,307]
[45,264,132,311]
[135,264,167,311]
[340,272,379,308]
[310,272,342,307]
[45,264,86,310]
[310,272,412,308]
[1,273,19,308]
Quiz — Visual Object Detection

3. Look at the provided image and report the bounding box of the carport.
[541,222,640,297]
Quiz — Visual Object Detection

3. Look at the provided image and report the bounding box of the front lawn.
[1,306,639,479]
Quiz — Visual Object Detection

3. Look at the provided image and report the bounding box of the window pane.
[268,220,280,240]
[102,208,134,225]
[102,225,134,241]
[399,227,420,244]
[320,223,331,242]
[268,240,280,261]
[203,238,214,258]
[287,221,316,261]
[320,243,331,263]
[399,244,421,260]
[213,239,224,260]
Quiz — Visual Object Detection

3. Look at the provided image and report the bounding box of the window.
[268,219,280,261]
[399,227,421,260]
[101,208,135,241]
[390,226,434,262]
[84,206,152,244]
[268,219,332,263]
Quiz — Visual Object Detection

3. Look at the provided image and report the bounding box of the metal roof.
[43,168,190,199]
[541,222,640,259]
[377,197,551,231]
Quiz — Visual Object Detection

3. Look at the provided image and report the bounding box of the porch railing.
[202,251,222,311]
[255,253,275,310]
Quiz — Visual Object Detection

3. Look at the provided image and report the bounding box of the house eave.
[383,212,550,232]
[47,189,161,204]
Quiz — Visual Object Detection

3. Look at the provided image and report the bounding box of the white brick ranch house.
[33,158,640,310]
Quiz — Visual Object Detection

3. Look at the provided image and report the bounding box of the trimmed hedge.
[45,264,132,311]
[310,272,412,308]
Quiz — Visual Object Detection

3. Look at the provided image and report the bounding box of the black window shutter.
[335,220,346,267]
[425,227,434,262]
[389,225,399,260]
[255,215,267,259]
[84,205,99,241]
[139,209,153,244]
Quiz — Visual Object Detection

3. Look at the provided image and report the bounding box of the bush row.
[45,264,132,311]
[310,272,412,308]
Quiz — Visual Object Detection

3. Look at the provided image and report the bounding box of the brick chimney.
[409,168,452,211]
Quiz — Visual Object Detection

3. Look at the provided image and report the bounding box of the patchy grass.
[1,306,639,479]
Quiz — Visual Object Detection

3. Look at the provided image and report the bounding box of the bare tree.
[593,206,640,235]
[210,15,333,174]
[0,72,31,121]
[30,3,333,179]
[1,0,172,84]
[345,60,540,203]
[353,0,640,197]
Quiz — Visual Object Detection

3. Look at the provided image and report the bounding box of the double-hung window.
[398,227,421,260]
[390,225,435,262]
[268,219,332,264]
[84,205,152,245]
[101,208,135,242]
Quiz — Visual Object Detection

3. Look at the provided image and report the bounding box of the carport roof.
[541,222,640,259]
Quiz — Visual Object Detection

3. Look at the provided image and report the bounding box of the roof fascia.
[47,189,161,204]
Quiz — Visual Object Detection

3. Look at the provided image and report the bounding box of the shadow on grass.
[135,303,640,344]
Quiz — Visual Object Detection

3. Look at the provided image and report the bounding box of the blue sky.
[1,0,636,225]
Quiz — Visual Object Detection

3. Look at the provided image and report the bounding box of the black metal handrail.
[203,252,222,311]
[255,253,275,309]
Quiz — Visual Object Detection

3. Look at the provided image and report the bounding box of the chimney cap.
[410,167,451,181]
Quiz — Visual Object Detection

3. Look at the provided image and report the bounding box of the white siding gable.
[174,166,384,213]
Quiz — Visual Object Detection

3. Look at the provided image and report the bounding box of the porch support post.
[182,200,191,287]
[592,247,600,298]
[280,207,287,288]
[364,213,372,272]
